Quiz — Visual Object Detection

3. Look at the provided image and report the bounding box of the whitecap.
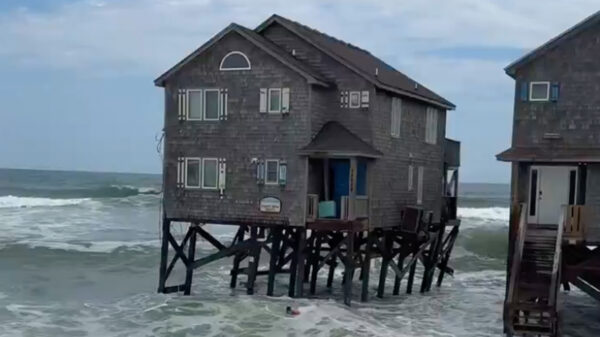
[0,195,94,209]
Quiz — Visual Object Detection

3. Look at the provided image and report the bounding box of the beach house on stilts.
[154,14,461,305]
[498,10,600,337]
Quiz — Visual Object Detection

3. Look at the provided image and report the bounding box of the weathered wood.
[288,229,299,297]
[246,227,260,295]
[344,232,355,306]
[361,231,373,302]
[294,229,307,297]
[310,232,323,295]
[377,233,393,298]
[184,224,197,295]
[157,217,170,293]
[267,228,282,296]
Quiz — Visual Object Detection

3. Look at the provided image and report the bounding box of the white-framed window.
[185,158,201,188]
[391,97,402,138]
[204,89,220,121]
[425,107,438,145]
[408,165,414,191]
[187,89,203,120]
[349,91,361,108]
[417,166,424,205]
[265,159,279,185]
[202,158,219,189]
[219,51,251,71]
[529,81,550,101]
[268,88,282,113]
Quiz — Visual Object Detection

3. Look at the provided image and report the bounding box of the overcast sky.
[0,0,598,182]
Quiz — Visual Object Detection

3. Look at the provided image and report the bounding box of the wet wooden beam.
[184,224,197,295]
[267,228,282,296]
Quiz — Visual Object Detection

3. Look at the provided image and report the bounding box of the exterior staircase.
[505,206,564,337]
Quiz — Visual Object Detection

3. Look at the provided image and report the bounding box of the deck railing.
[563,205,588,244]
[341,196,369,220]
[306,194,319,222]
[505,203,527,319]
[549,205,566,307]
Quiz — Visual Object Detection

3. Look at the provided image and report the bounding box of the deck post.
[361,231,373,302]
[288,228,299,297]
[310,231,323,295]
[158,216,170,293]
[294,228,307,297]
[377,231,393,298]
[267,227,282,296]
[406,241,417,294]
[230,225,246,289]
[392,251,404,295]
[246,226,260,295]
[184,223,197,295]
[344,232,355,306]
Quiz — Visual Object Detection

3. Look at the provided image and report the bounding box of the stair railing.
[506,203,527,308]
[549,205,566,307]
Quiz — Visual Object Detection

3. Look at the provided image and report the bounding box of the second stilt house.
[155,14,459,234]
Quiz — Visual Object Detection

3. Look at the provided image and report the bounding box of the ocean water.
[0,168,598,337]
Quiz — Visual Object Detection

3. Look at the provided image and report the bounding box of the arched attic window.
[219,51,251,71]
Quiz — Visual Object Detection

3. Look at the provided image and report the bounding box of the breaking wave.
[457,207,510,221]
[0,195,93,209]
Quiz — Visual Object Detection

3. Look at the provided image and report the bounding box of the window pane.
[531,83,549,100]
[203,159,218,188]
[221,53,250,70]
[350,92,360,107]
[269,90,281,112]
[205,90,219,119]
[188,91,202,119]
[186,159,200,187]
[266,161,278,183]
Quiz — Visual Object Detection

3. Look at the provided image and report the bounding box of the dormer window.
[529,82,550,101]
[219,51,251,71]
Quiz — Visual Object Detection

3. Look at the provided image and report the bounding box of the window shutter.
[417,166,424,205]
[361,91,369,108]
[259,88,267,113]
[550,82,560,102]
[220,89,228,120]
[279,160,287,186]
[281,88,290,113]
[257,159,265,185]
[177,157,185,188]
[218,158,226,196]
[520,82,529,102]
[178,89,187,121]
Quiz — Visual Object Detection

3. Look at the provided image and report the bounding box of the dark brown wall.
[163,31,310,226]
[370,90,446,226]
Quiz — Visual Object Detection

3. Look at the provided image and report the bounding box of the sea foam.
[0,195,92,209]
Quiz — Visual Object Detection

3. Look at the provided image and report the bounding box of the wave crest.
[457,207,509,221]
[0,195,93,209]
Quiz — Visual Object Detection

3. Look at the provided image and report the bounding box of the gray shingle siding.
[512,23,600,149]
[163,31,310,226]
[160,20,453,229]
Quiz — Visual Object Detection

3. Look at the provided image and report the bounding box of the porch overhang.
[497,147,600,163]
[300,121,383,159]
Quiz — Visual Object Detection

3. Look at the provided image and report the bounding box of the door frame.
[527,165,578,224]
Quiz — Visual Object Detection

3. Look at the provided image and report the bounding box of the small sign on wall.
[259,197,281,213]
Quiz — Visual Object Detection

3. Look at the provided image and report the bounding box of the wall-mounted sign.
[259,197,281,213]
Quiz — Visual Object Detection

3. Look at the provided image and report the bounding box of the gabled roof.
[154,23,329,87]
[496,146,600,162]
[505,10,600,77]
[299,121,383,158]
[256,14,455,110]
